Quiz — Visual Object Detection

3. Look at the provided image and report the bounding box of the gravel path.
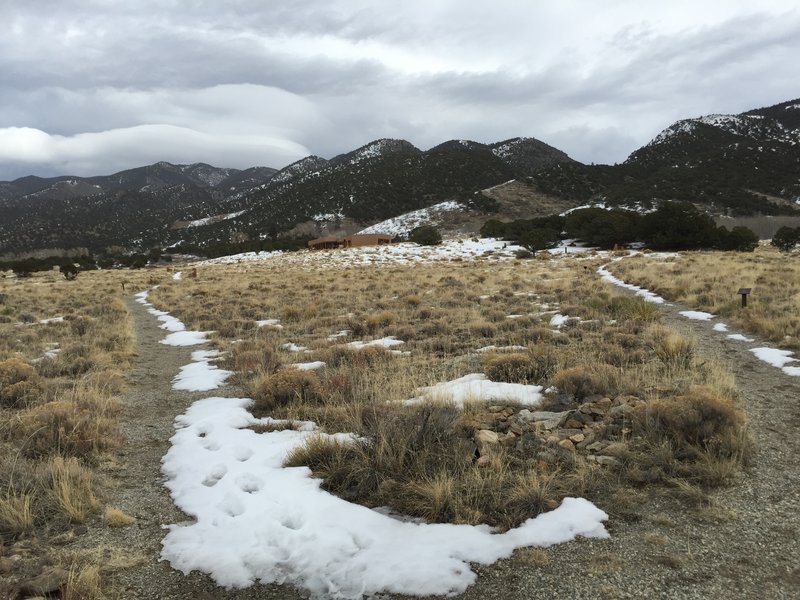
[90,293,799,599]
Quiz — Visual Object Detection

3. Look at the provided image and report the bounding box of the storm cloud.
[1,0,798,178]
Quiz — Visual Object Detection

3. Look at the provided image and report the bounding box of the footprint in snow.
[202,464,227,487]
[236,473,263,494]
[233,446,254,462]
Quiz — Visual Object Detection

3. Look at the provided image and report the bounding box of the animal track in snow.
[201,464,227,487]
[236,473,263,493]
[233,446,254,462]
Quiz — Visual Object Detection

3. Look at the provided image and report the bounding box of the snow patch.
[160,396,607,597]
[173,350,233,392]
[679,310,715,321]
[749,347,800,377]
[347,337,405,350]
[406,373,543,408]
[358,201,464,236]
[597,265,666,304]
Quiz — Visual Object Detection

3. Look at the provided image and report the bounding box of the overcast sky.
[0,0,798,180]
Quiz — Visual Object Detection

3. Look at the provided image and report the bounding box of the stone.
[609,403,634,417]
[475,429,499,445]
[0,556,15,574]
[475,455,492,467]
[591,455,622,467]
[500,432,518,447]
[569,433,585,444]
[20,567,68,596]
[516,409,534,424]
[563,418,584,429]
[488,405,504,413]
[585,441,609,453]
[557,439,575,451]
[502,407,515,418]
[544,499,560,510]
[532,411,570,430]
[509,422,524,436]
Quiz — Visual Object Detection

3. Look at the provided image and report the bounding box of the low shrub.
[552,364,621,401]
[648,325,695,370]
[0,358,40,408]
[640,386,746,458]
[17,389,123,459]
[251,369,323,411]
[483,349,558,384]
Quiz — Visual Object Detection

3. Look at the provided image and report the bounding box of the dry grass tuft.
[0,358,40,407]
[0,493,34,534]
[250,369,324,412]
[103,506,136,527]
[64,564,104,600]
[43,456,100,523]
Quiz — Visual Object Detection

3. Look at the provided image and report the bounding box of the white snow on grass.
[713,322,728,332]
[38,316,64,324]
[281,343,308,352]
[749,347,800,377]
[150,311,186,332]
[285,361,326,371]
[406,373,543,408]
[172,271,182,280]
[475,345,527,353]
[727,333,755,342]
[596,265,666,304]
[160,396,608,598]
[173,350,233,392]
[161,330,210,347]
[198,238,526,267]
[549,314,570,328]
[256,319,283,329]
[173,360,232,391]
[347,336,405,350]
[679,310,715,321]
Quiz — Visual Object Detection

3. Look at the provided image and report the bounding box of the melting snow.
[596,265,666,304]
[713,323,729,332]
[727,333,755,342]
[405,373,543,408]
[749,347,800,377]
[173,350,233,392]
[347,337,404,350]
[679,310,715,321]
[256,319,283,329]
[160,397,607,598]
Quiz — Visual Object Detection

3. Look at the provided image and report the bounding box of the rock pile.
[469,394,646,468]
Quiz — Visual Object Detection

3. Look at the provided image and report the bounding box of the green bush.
[409,225,442,246]
[771,226,800,251]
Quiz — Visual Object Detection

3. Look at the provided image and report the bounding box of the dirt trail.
[74,296,302,600]
[89,293,799,600]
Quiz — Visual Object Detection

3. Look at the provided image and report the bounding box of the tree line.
[481,201,760,253]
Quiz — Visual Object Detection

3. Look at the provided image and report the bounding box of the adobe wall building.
[308,233,392,250]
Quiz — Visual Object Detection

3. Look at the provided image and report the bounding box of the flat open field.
[1,243,798,599]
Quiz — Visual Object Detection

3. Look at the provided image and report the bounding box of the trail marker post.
[738,288,751,308]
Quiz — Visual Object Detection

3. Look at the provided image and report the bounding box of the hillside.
[1,98,798,256]
[0,136,573,254]
[532,99,800,216]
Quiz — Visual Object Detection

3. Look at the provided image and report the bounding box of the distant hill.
[532,99,800,216]
[0,136,574,254]
[1,98,797,256]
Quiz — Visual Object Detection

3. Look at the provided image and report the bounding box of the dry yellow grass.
[143,253,750,527]
[609,247,800,348]
[103,506,136,527]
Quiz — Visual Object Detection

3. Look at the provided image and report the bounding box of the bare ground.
[84,292,799,600]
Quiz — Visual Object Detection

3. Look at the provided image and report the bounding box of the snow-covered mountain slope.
[358,201,466,236]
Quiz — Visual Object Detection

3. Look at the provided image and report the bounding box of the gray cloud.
[0,1,798,179]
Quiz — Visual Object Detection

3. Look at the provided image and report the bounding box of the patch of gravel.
[77,294,799,600]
